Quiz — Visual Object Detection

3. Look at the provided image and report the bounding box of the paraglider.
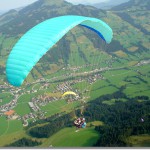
[62,91,77,97]
[6,15,113,87]
[62,91,78,103]
[74,117,86,129]
[141,118,144,122]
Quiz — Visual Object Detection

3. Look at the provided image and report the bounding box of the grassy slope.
[40,126,99,147]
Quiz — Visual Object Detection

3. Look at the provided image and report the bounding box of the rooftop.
[4,110,15,116]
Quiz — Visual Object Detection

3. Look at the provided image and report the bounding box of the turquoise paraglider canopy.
[6,15,113,87]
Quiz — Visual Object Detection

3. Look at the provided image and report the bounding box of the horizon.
[0,0,109,11]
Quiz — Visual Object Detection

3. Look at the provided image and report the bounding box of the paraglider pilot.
[74,117,86,129]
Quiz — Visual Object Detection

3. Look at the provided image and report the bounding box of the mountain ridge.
[0,0,105,36]
[92,0,130,9]
[111,0,150,10]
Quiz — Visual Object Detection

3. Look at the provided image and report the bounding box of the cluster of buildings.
[56,82,73,93]
[0,99,17,112]
[0,84,8,89]
[87,73,104,84]
[136,59,150,66]
[66,63,105,71]
[31,95,58,106]
[4,110,20,120]
[22,112,37,126]
[28,102,40,111]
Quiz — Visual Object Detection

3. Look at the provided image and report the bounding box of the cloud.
[66,0,109,4]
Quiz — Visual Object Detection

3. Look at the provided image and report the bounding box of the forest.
[7,138,41,147]
[88,93,150,146]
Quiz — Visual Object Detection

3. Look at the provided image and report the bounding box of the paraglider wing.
[6,15,113,87]
[62,91,77,97]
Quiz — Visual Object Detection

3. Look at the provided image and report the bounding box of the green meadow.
[40,126,100,147]
[0,93,14,106]
[41,99,82,117]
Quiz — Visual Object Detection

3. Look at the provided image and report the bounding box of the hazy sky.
[0,0,37,11]
[0,0,109,11]
[66,0,109,4]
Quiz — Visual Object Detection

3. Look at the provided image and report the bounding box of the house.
[4,110,18,119]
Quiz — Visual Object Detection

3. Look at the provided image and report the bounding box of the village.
[0,58,148,127]
[0,64,106,127]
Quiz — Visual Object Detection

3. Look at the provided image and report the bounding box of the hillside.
[0,0,149,82]
[112,0,150,32]
[112,0,150,11]
[92,0,129,9]
[0,0,105,36]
